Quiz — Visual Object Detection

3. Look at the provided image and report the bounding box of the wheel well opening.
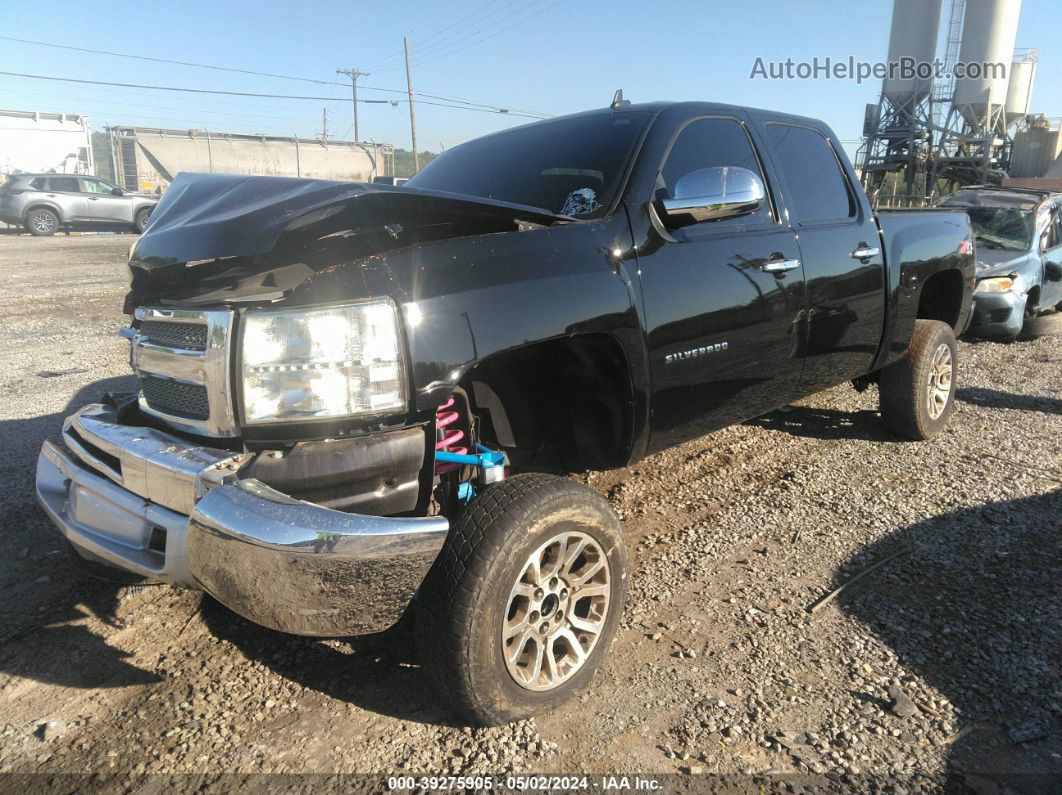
[461,334,633,474]
[24,203,60,220]
[1026,284,1041,313]
[916,269,964,331]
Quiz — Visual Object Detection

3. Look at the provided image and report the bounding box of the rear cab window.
[765,123,856,225]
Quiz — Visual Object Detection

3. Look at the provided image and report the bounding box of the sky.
[2,0,1060,158]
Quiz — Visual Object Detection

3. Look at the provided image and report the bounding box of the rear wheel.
[25,208,58,236]
[416,473,627,725]
[134,207,152,234]
[879,319,957,440]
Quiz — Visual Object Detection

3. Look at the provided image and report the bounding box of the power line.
[406,0,551,65]
[0,70,368,102]
[365,0,528,72]
[358,0,509,70]
[1,85,345,123]
[0,74,332,112]
[0,71,548,119]
[0,35,343,86]
[371,0,545,73]
[410,0,565,72]
[0,34,551,118]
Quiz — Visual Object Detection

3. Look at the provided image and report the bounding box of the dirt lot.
[0,235,1059,790]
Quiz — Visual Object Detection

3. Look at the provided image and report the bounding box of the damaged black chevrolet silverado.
[37,101,974,725]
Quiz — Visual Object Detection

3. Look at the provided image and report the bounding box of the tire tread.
[879,319,956,440]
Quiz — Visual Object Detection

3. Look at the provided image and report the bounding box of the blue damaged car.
[940,185,1062,340]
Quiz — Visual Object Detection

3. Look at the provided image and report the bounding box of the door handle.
[89,197,99,201]
[761,258,801,274]
[850,244,880,260]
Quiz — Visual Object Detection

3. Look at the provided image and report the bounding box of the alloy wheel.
[31,211,55,234]
[926,342,953,420]
[502,531,611,691]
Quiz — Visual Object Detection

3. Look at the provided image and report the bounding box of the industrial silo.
[1005,49,1037,126]
[883,0,943,106]
[952,0,1023,128]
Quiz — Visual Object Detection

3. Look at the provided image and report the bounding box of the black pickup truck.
[37,100,974,725]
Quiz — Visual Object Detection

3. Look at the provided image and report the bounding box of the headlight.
[974,275,1023,294]
[240,300,405,424]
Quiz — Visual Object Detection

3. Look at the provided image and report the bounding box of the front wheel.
[879,319,957,440]
[134,207,152,234]
[416,474,628,725]
[1016,296,1039,341]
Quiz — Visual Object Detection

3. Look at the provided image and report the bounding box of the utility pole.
[320,107,329,144]
[403,36,419,172]
[336,67,370,142]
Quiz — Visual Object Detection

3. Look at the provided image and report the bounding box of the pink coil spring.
[434,396,467,473]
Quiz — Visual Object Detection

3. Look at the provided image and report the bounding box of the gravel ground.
[0,235,1059,790]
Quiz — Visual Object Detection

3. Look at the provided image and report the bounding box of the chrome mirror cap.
[659,166,765,226]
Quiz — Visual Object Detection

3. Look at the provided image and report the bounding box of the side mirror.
[111,187,124,196]
[657,166,765,227]
[1045,260,1062,282]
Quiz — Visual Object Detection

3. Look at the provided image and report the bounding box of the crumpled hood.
[126,172,569,308]
[975,248,1034,278]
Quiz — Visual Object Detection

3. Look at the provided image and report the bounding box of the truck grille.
[132,307,236,437]
[139,320,208,350]
[139,375,210,421]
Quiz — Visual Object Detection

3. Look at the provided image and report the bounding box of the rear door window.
[765,124,856,224]
[47,176,80,193]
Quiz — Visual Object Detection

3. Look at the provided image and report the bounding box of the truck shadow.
[747,405,892,442]
[0,374,162,689]
[0,575,163,689]
[197,597,463,726]
[955,387,1062,415]
[836,490,1062,788]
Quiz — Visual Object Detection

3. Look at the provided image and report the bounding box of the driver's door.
[1040,204,1062,308]
[81,177,133,223]
[636,115,806,453]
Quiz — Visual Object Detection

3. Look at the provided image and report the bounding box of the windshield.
[964,207,1034,252]
[406,112,652,218]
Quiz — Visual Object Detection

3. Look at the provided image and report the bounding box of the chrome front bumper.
[36,404,449,636]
